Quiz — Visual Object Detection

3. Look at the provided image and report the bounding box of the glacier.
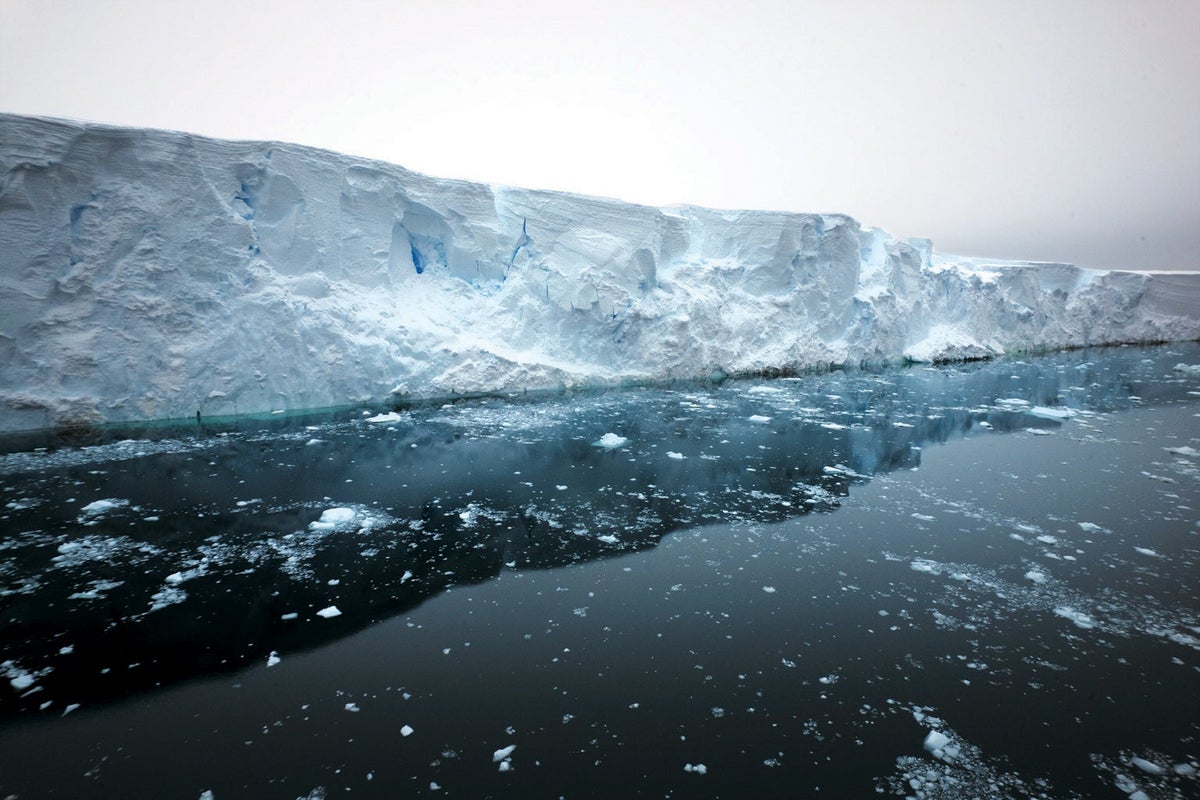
[1,112,1198,432]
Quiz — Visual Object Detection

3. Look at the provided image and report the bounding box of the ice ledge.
[1,113,1198,431]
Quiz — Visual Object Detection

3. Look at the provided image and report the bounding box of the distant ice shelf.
[1,113,1198,432]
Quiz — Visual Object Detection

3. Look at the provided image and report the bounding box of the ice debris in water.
[79,498,129,516]
[666,451,685,460]
[923,730,955,759]
[1131,757,1166,776]
[199,791,214,800]
[309,508,357,531]
[401,724,414,737]
[1053,606,1096,629]
[366,412,403,423]
[1028,405,1074,420]
[593,432,629,449]
[316,605,342,619]
[493,744,516,771]
[266,651,280,667]
[683,763,708,775]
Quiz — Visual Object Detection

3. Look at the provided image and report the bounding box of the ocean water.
[1,344,1198,799]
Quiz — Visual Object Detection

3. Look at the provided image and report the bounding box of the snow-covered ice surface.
[1,113,1198,432]
[0,344,1198,798]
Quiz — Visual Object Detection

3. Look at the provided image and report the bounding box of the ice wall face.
[1,113,1198,431]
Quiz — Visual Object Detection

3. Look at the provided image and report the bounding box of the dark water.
[1,345,1198,799]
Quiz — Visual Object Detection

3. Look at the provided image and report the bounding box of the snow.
[1,112,1197,432]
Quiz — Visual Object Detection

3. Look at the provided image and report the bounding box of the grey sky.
[1,0,1197,269]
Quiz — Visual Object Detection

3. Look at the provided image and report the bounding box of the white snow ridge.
[2,113,1198,431]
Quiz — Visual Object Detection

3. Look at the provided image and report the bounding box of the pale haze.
[1,0,1197,270]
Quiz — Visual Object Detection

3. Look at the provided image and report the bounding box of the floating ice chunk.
[1172,363,1200,374]
[400,570,413,582]
[148,584,187,611]
[1165,445,1200,457]
[9,672,35,692]
[1024,569,1048,584]
[597,534,619,544]
[1036,535,1058,545]
[316,605,342,618]
[995,398,1030,408]
[401,724,414,737]
[77,498,130,523]
[199,791,215,800]
[912,513,935,522]
[266,651,280,667]
[762,586,776,593]
[345,702,360,712]
[309,507,356,531]
[748,415,772,424]
[683,763,708,774]
[1133,547,1161,557]
[366,412,403,423]
[1053,606,1095,629]
[1078,522,1108,534]
[923,730,950,753]
[593,433,629,449]
[493,744,517,762]
[1131,757,1165,776]
[281,612,298,620]
[1028,405,1074,420]
[666,451,685,460]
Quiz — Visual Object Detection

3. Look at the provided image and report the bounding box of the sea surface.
[1,344,1198,799]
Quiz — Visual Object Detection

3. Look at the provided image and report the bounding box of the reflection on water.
[0,345,1197,721]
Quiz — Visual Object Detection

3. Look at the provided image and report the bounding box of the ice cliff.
[2,113,1198,431]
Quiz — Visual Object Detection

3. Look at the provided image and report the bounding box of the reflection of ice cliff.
[1,345,1194,716]
[2,113,1198,431]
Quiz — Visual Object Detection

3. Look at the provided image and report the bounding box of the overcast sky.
[2,0,1197,269]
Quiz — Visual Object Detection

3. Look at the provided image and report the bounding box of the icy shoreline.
[2,113,1198,431]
